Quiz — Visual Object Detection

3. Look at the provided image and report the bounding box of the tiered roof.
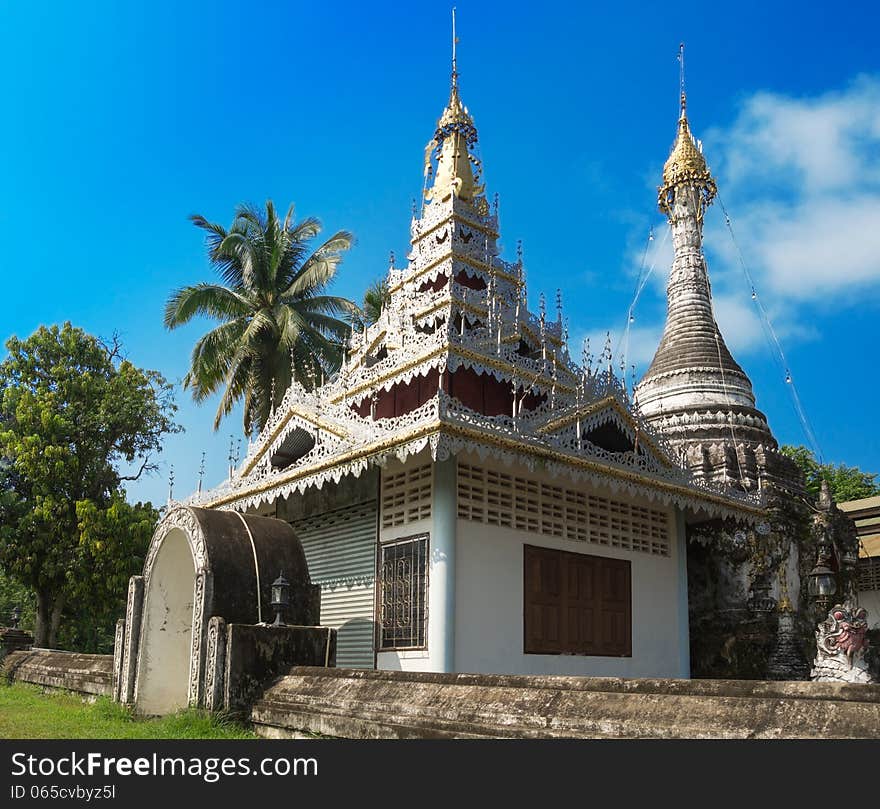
[190,52,764,520]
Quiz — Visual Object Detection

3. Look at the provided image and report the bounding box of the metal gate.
[293,501,377,669]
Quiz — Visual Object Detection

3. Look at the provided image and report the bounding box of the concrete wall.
[224,624,336,713]
[454,514,688,678]
[251,666,880,739]
[375,454,444,673]
[2,649,113,697]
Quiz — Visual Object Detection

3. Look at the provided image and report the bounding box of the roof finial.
[451,7,459,91]
[658,44,716,216]
[678,42,686,119]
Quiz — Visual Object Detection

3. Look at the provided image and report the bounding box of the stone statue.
[810,603,876,684]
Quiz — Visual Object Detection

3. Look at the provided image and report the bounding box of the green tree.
[0,324,179,649]
[781,445,880,503]
[165,200,356,435]
[361,277,391,328]
[0,567,34,632]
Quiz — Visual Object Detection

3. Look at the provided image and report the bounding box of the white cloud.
[704,76,880,300]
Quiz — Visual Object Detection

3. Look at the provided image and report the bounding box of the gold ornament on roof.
[424,9,484,204]
[658,92,717,216]
[437,77,476,133]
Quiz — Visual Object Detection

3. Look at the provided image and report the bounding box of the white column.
[675,507,691,678]
[430,457,457,673]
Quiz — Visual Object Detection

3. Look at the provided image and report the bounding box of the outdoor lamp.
[271,572,290,626]
[11,605,21,629]
[807,543,837,609]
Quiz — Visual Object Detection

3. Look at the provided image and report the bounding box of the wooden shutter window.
[523,545,632,657]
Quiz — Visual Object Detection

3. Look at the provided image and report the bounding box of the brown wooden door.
[524,545,562,654]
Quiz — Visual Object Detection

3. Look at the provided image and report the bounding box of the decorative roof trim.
[537,395,672,467]
[199,420,763,521]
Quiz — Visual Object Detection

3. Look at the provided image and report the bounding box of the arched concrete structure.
[120,506,320,715]
[135,528,195,714]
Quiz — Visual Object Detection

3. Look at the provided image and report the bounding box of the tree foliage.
[0,323,179,649]
[165,200,357,435]
[781,444,880,503]
[361,278,391,328]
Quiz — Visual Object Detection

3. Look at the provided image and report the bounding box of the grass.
[0,682,257,739]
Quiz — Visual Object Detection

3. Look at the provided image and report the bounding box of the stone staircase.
[250,667,880,739]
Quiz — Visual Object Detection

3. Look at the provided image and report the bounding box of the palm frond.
[164,284,253,328]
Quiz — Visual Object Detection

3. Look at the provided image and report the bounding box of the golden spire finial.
[438,7,472,131]
[658,43,716,216]
[424,9,484,204]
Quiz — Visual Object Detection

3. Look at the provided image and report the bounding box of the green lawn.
[0,682,256,739]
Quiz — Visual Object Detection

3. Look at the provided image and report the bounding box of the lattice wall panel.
[381,464,432,528]
[458,462,671,556]
[858,556,880,592]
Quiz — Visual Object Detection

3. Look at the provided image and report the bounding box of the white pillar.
[430,457,457,673]
[675,507,691,678]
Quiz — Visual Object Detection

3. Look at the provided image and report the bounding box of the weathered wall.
[250,666,880,739]
[2,649,113,697]
[224,624,336,713]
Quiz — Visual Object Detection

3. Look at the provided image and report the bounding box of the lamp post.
[271,573,290,627]
[807,541,837,612]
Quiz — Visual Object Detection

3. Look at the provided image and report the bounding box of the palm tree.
[165,200,356,435]
[361,278,391,327]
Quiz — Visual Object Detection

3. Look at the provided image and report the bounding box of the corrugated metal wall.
[294,501,377,669]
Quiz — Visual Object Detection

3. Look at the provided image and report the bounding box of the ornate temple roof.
[186,34,765,520]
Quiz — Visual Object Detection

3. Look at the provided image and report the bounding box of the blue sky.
[2,0,879,506]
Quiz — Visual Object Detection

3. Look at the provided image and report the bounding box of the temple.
[117,30,869,713]
[174,35,771,680]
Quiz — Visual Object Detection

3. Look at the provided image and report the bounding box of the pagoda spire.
[637,76,747,414]
[424,9,484,204]
[634,54,779,489]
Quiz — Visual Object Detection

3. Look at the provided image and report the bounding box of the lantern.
[807,543,837,609]
[271,573,290,627]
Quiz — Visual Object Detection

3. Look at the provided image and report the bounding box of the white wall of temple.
[135,528,196,714]
[375,454,452,673]
[451,453,690,678]
[376,451,691,678]
[453,516,689,677]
